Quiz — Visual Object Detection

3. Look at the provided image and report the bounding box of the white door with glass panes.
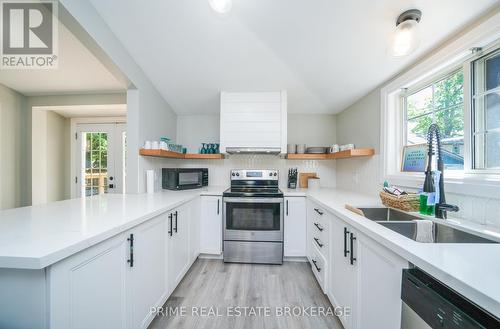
[75,123,126,197]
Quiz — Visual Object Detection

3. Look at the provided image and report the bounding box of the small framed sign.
[401,144,428,172]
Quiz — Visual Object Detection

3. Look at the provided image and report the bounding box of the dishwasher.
[401,268,499,329]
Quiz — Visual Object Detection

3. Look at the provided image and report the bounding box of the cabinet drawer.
[310,244,327,292]
[311,234,329,260]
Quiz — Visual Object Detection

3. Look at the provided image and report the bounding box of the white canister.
[330,144,340,153]
[308,177,320,190]
[287,144,297,154]
[151,141,160,150]
[144,141,152,149]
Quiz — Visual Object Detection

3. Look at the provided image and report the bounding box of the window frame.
[380,26,500,198]
[470,47,500,172]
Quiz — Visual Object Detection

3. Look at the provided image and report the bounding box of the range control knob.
[236,173,240,177]
[231,173,235,176]
[269,172,273,176]
[274,172,277,176]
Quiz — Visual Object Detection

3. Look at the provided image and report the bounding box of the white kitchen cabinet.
[167,203,191,292]
[284,197,307,257]
[50,232,130,329]
[199,196,223,255]
[189,196,201,263]
[128,214,167,329]
[328,217,357,329]
[355,230,408,329]
[328,213,408,329]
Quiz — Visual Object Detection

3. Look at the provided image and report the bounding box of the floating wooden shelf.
[139,149,224,159]
[286,148,375,160]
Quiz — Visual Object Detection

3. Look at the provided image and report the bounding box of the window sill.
[385,172,500,199]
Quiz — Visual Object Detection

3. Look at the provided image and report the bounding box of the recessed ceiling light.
[208,0,232,14]
[390,9,422,57]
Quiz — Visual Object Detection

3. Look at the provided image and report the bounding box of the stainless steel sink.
[378,221,497,243]
[357,207,420,222]
[355,207,498,244]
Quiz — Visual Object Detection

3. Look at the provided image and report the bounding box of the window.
[472,49,500,170]
[404,70,465,170]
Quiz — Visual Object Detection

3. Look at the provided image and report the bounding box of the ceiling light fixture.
[390,9,422,57]
[208,0,232,14]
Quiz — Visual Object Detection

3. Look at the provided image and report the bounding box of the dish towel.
[415,220,434,243]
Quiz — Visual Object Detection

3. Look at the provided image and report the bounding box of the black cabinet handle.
[314,208,324,215]
[313,222,323,232]
[350,233,357,265]
[286,200,289,216]
[344,227,349,257]
[168,213,173,236]
[314,237,324,248]
[174,211,178,233]
[217,199,220,215]
[127,234,134,267]
[312,259,321,272]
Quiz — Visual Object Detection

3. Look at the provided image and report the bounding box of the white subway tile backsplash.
[145,155,337,189]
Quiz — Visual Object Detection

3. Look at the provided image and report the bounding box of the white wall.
[287,114,336,146]
[176,113,337,154]
[176,115,220,153]
[0,84,28,210]
[32,111,71,205]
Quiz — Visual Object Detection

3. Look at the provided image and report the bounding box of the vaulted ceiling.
[90,0,498,114]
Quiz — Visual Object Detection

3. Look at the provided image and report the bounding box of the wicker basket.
[379,191,420,212]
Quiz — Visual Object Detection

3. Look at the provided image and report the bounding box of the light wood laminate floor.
[148,259,343,329]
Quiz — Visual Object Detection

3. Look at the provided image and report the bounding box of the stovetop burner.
[223,169,283,198]
[223,187,283,198]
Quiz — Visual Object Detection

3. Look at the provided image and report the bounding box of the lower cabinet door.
[329,217,357,329]
[168,204,190,292]
[128,215,167,329]
[199,196,222,255]
[355,233,408,329]
[49,233,129,329]
[284,197,307,257]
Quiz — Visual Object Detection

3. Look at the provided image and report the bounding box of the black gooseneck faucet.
[423,124,460,219]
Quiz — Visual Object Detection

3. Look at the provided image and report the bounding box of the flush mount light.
[390,9,422,57]
[208,0,232,14]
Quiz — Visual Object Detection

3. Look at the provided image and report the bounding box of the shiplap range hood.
[219,91,287,155]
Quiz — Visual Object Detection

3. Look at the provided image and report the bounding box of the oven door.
[223,197,283,242]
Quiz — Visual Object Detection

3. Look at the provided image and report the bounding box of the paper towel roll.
[146,170,155,194]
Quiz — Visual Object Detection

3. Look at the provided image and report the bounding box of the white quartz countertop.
[0,186,227,269]
[1,186,499,317]
[305,188,500,318]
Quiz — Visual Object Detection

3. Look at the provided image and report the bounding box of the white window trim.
[380,11,500,199]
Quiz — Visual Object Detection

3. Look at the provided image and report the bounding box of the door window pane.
[83,132,109,196]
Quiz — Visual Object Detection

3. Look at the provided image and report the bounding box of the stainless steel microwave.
[162,168,208,190]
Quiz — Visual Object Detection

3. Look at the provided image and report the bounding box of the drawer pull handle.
[312,259,321,272]
[314,208,324,215]
[314,237,324,248]
[344,227,349,257]
[314,222,324,231]
[350,233,357,265]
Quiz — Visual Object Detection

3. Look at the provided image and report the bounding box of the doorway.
[74,123,126,197]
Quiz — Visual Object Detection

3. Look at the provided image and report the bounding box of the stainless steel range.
[223,169,283,264]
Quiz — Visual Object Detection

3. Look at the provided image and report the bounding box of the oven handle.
[223,197,284,204]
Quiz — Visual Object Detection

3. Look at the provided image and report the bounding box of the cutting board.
[299,172,317,188]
